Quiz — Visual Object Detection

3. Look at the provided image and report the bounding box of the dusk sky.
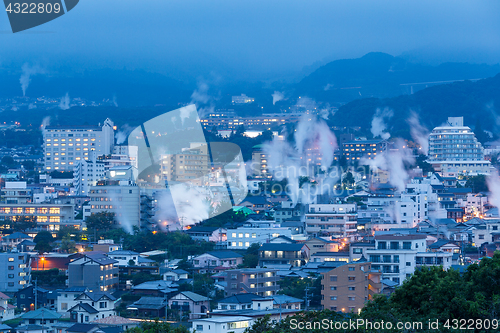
[1,0,500,80]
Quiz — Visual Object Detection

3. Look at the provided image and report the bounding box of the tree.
[35,241,53,254]
[465,175,488,193]
[34,230,54,244]
[10,215,37,232]
[125,320,189,333]
[242,243,260,268]
[86,211,116,237]
[60,236,77,253]
[1,156,16,168]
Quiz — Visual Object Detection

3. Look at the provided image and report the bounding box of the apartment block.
[224,268,279,297]
[305,203,357,237]
[321,261,382,313]
[0,253,31,293]
[43,118,114,171]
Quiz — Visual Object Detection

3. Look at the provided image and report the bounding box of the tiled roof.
[91,315,136,325]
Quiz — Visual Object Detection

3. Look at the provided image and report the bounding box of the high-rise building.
[0,253,31,293]
[428,117,491,175]
[43,118,115,171]
[73,153,106,195]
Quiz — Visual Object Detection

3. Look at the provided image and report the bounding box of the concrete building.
[67,252,118,292]
[167,291,210,320]
[342,140,387,163]
[192,251,243,272]
[43,118,115,171]
[160,143,210,185]
[366,234,452,285]
[0,253,31,293]
[0,202,76,232]
[73,153,106,195]
[1,182,32,204]
[305,204,357,237]
[226,227,293,250]
[250,145,270,178]
[224,268,279,297]
[191,316,253,333]
[428,117,491,175]
[321,261,382,313]
[85,181,140,231]
[258,243,309,267]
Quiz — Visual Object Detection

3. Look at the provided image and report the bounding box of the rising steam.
[59,93,70,110]
[272,91,285,105]
[371,107,393,140]
[20,63,44,97]
[407,111,430,154]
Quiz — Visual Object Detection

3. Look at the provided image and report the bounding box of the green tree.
[465,175,488,193]
[86,211,116,237]
[34,230,54,244]
[10,215,37,232]
[125,320,189,333]
[35,241,53,254]
[60,235,77,253]
[242,243,260,268]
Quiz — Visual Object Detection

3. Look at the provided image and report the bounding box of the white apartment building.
[226,227,293,250]
[428,117,491,175]
[305,204,357,237]
[43,118,115,171]
[73,153,106,195]
[1,182,32,204]
[366,234,452,285]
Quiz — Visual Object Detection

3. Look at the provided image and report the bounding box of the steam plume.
[59,93,70,110]
[272,91,285,105]
[371,107,393,140]
[20,63,44,96]
[407,111,430,154]
[487,170,500,210]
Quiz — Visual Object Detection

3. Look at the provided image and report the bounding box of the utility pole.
[34,279,37,311]
[304,285,314,311]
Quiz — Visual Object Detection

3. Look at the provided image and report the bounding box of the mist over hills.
[1,52,500,133]
[294,52,500,105]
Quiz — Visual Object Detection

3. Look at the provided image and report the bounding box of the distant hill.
[0,68,192,107]
[294,52,500,105]
[329,73,500,136]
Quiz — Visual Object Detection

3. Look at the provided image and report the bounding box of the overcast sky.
[1,0,500,80]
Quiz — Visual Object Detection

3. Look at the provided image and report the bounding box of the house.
[209,297,300,321]
[107,250,140,266]
[215,293,264,311]
[57,287,88,314]
[190,316,253,333]
[91,315,139,331]
[305,237,340,256]
[18,308,62,331]
[185,227,227,243]
[69,292,116,323]
[92,240,121,253]
[16,286,59,312]
[66,323,100,333]
[67,252,119,292]
[127,297,167,318]
[0,324,10,333]
[258,243,309,267]
[239,196,271,214]
[428,239,461,253]
[1,232,32,250]
[310,251,350,263]
[271,295,302,310]
[163,269,189,282]
[192,251,243,272]
[167,291,210,320]
[131,280,178,297]
[0,292,15,322]
[17,239,36,252]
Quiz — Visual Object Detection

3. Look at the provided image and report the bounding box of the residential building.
[67,252,119,292]
[342,140,387,162]
[0,292,15,321]
[160,143,210,186]
[428,117,491,175]
[366,234,452,285]
[69,291,116,323]
[239,196,272,214]
[305,203,357,237]
[163,269,189,282]
[191,316,253,333]
[57,287,89,314]
[250,145,269,178]
[224,268,279,297]
[258,243,309,267]
[305,237,340,256]
[192,251,243,272]
[0,253,30,293]
[85,181,140,231]
[0,202,76,233]
[92,240,121,253]
[127,297,167,318]
[108,250,140,266]
[1,182,32,204]
[321,261,382,313]
[168,291,210,320]
[185,227,227,243]
[17,308,61,332]
[226,227,293,250]
[43,118,115,171]
[73,153,106,195]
